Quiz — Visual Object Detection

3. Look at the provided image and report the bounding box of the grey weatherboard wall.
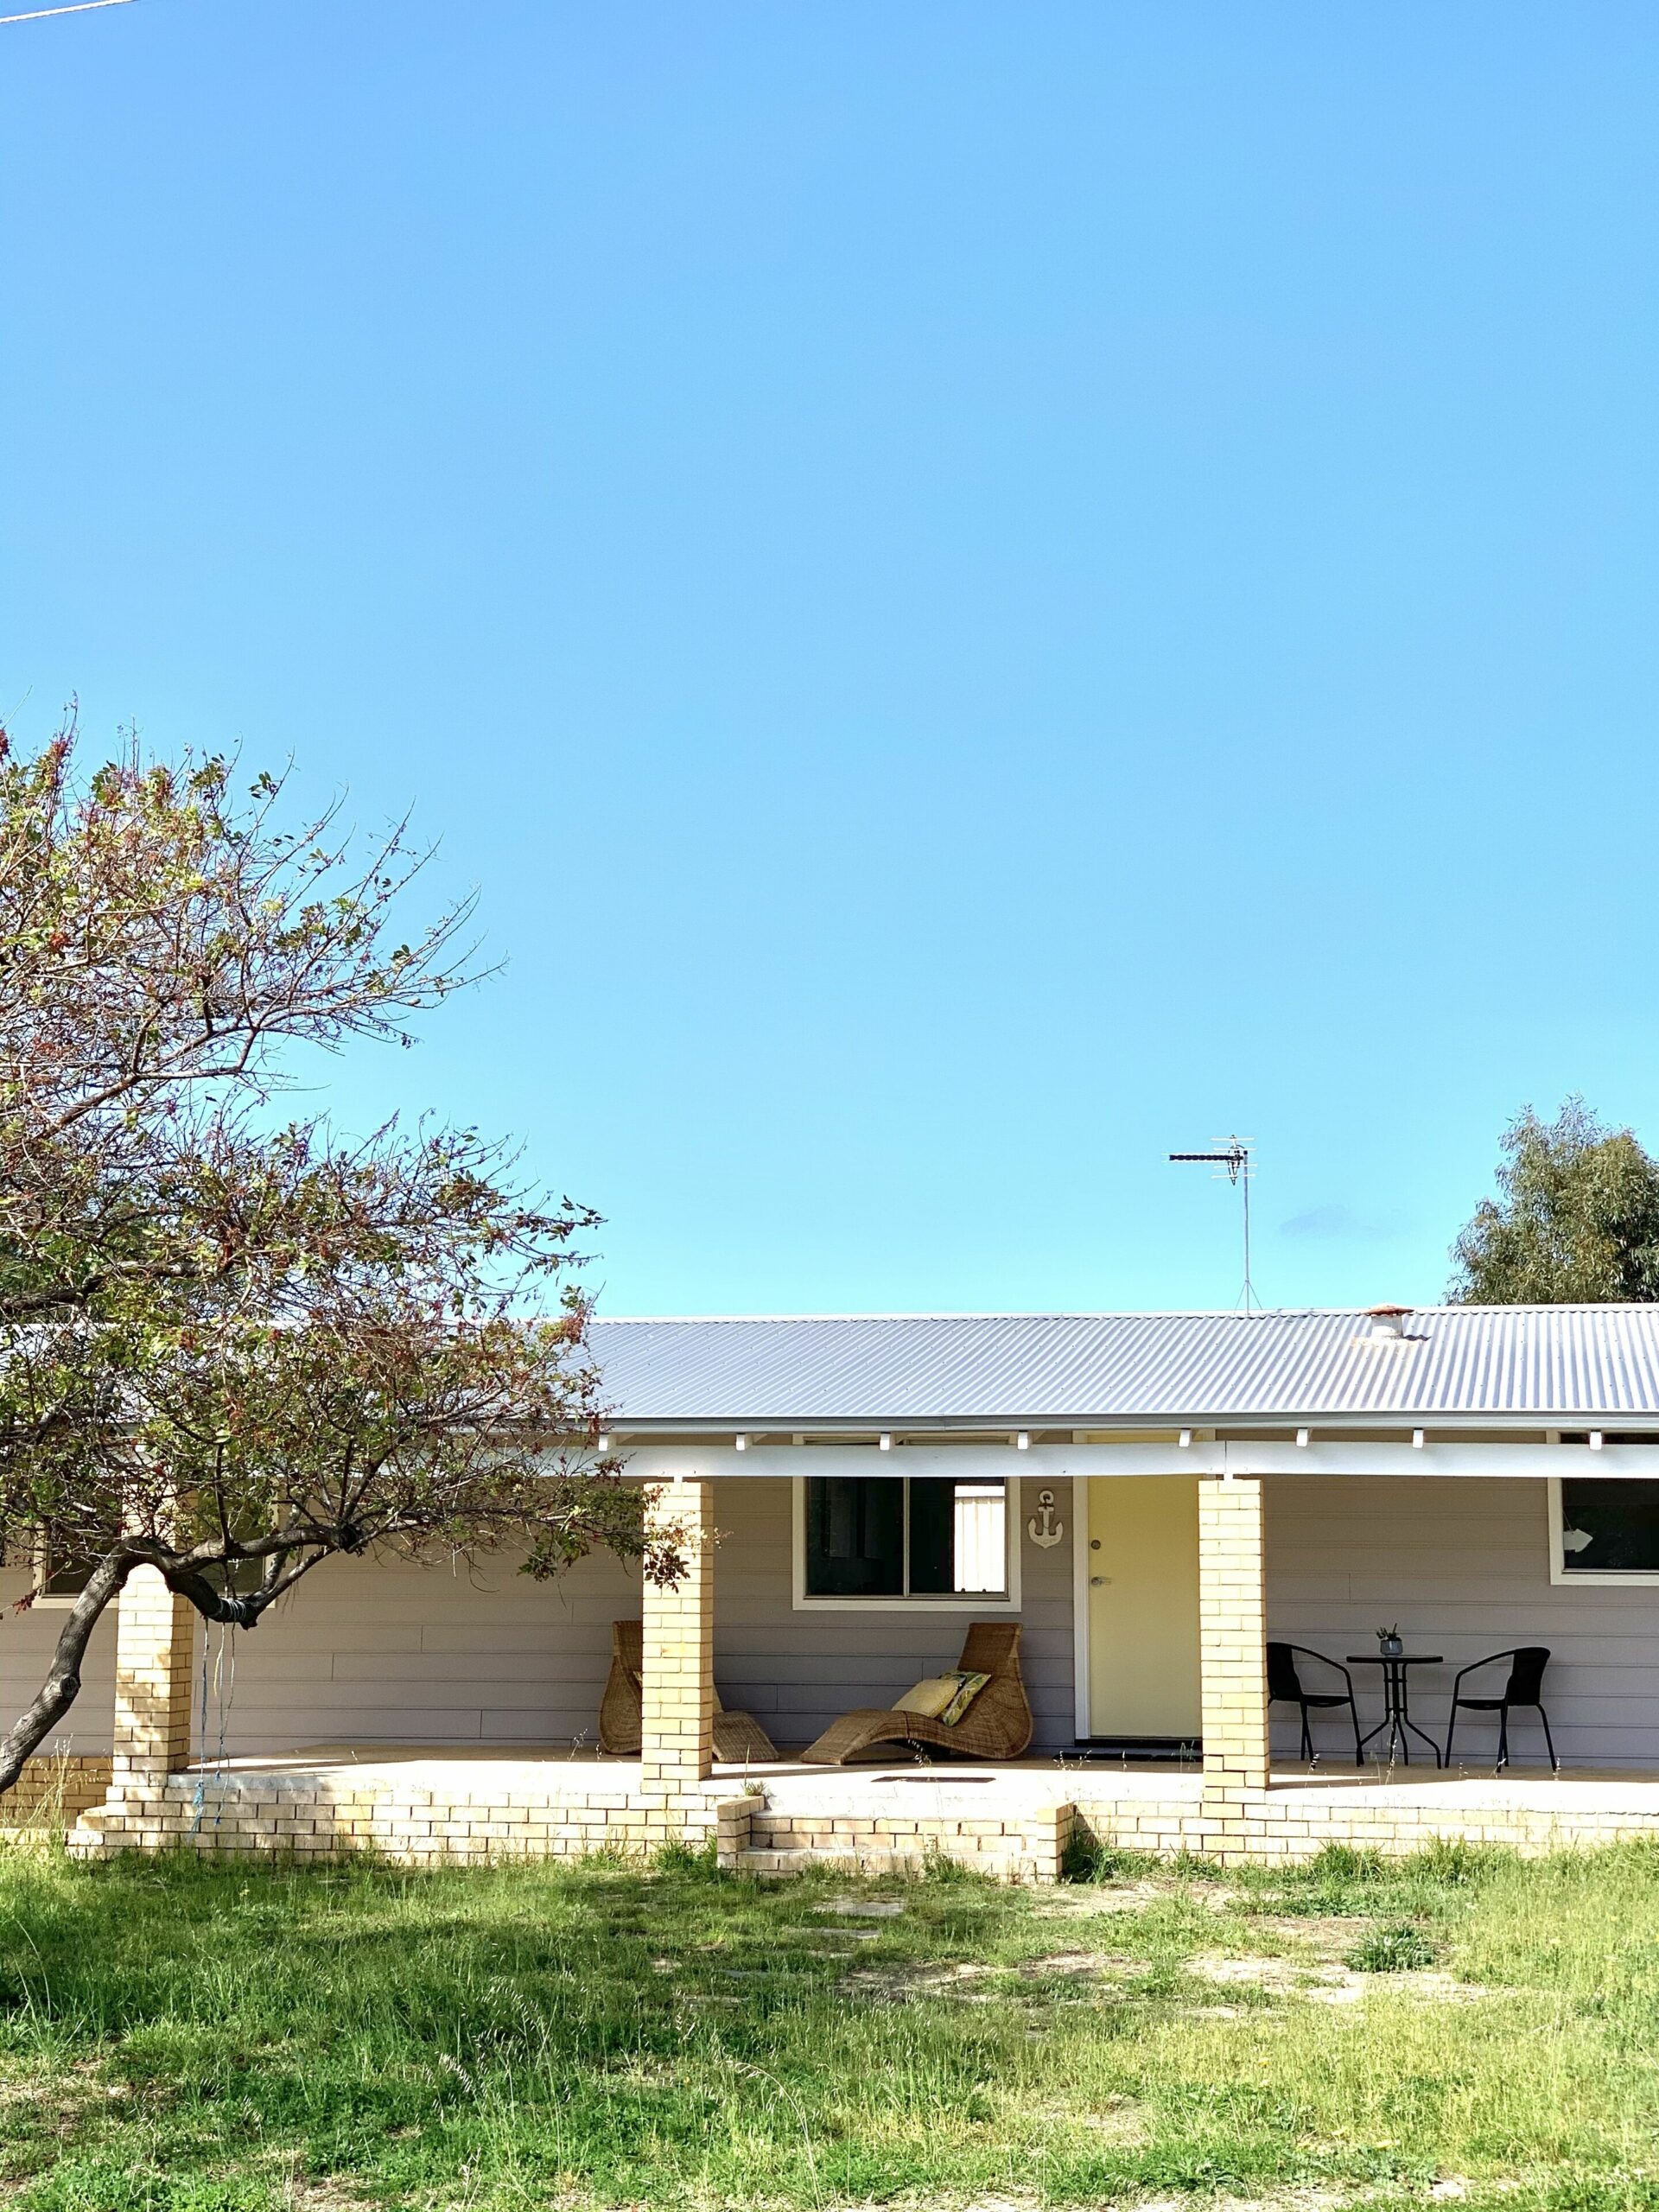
[0,1478,1079,1759]
[5,1472,1659,1769]
[1264,1477,1659,1770]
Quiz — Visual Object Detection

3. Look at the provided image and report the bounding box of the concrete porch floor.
[176,1743,1659,1818]
[60,1740,1659,1871]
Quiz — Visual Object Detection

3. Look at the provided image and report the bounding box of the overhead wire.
[1,3,139,25]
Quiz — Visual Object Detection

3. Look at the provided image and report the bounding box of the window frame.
[28,1544,264,1609]
[1548,1472,1659,1586]
[791,1471,1022,1612]
[29,1541,97,1611]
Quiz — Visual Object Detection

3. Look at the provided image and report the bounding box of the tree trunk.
[0,1550,132,1796]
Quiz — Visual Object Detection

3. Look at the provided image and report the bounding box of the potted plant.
[1376,1624,1404,1658]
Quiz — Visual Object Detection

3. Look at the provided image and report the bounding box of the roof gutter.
[602,1411,1637,1440]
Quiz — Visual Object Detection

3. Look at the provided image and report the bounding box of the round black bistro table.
[1346,1654,1444,1767]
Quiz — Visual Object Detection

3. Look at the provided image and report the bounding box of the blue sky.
[5,3,1657,1318]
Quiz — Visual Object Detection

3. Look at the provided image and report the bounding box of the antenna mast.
[1169,1136,1255,1311]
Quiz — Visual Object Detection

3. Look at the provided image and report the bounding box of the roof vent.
[1365,1304,1411,1341]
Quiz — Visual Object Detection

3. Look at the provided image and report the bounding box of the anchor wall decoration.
[1027,1489,1065,1549]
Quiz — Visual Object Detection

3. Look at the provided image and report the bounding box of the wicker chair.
[597,1618,779,1763]
[798,1622,1033,1766]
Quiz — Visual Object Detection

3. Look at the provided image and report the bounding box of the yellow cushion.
[893,1675,962,1719]
[940,1669,991,1726]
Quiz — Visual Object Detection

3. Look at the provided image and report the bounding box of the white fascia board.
[622,1443,1123,1481]
[617,1440,1650,1482]
[1217,1441,1654,1478]
[610,1411,1632,1443]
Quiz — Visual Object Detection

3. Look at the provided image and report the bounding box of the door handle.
[1090,1575,1109,1586]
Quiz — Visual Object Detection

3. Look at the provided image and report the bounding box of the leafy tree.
[1449,1097,1659,1304]
[0,718,671,1796]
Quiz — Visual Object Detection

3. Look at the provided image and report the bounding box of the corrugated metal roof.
[587,1307,1659,1425]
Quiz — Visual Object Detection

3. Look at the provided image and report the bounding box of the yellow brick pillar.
[1198,1476,1269,1856]
[639,1478,715,1827]
[111,1567,197,1789]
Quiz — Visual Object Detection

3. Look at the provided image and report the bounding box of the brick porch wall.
[65,1773,1077,1878]
[1073,1787,1659,1862]
[64,1768,1659,1872]
[67,1772,756,1866]
[0,1754,113,1827]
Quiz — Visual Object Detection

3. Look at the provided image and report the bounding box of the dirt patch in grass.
[847,1924,1484,2013]
[279,2177,379,2210]
[1190,1952,1365,2003]
[848,1951,1159,2004]
[1374,1969,1491,2005]
[1128,2191,1351,2212]
[1033,2094,1152,2144]
[1038,1878,1234,1917]
[817,2196,1038,2212]
[1242,1912,1379,1951]
[824,2197,1042,2212]
[1017,1948,1153,1979]
[0,2070,99,2124]
[0,2057,131,2171]
[845,1958,1000,2001]
[1187,1952,1490,2008]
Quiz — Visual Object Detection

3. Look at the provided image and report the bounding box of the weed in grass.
[650,1836,719,1875]
[1538,2176,1659,2212]
[1414,1837,1510,1888]
[1306,1841,1390,1885]
[1060,1834,1164,1883]
[1348,1921,1440,1974]
[1235,1840,1513,1923]
[918,1845,1001,1885]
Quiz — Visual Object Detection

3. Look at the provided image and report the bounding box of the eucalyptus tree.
[1450,1097,1659,1305]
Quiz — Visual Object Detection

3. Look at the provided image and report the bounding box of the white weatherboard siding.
[705,1478,1075,1750]
[0,1571,119,1754]
[1266,1478,1659,1770]
[181,1541,640,1754]
[0,1547,639,1761]
[0,1478,1077,1760]
[10,1471,1659,1769]
[200,1476,1075,1756]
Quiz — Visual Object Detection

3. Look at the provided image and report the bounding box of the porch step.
[740,1845,943,1876]
[736,1842,1048,1878]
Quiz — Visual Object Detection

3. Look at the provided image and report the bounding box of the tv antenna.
[1169,1136,1256,1312]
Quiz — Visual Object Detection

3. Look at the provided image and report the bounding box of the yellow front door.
[1086,1477,1201,1739]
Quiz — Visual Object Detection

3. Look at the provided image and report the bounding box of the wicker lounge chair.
[798,1622,1033,1765]
[597,1618,779,1762]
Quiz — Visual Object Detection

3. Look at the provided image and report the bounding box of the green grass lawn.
[2,1835,1659,2212]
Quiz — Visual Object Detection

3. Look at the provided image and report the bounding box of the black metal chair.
[1443,1647,1557,1773]
[1267,1642,1363,1767]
